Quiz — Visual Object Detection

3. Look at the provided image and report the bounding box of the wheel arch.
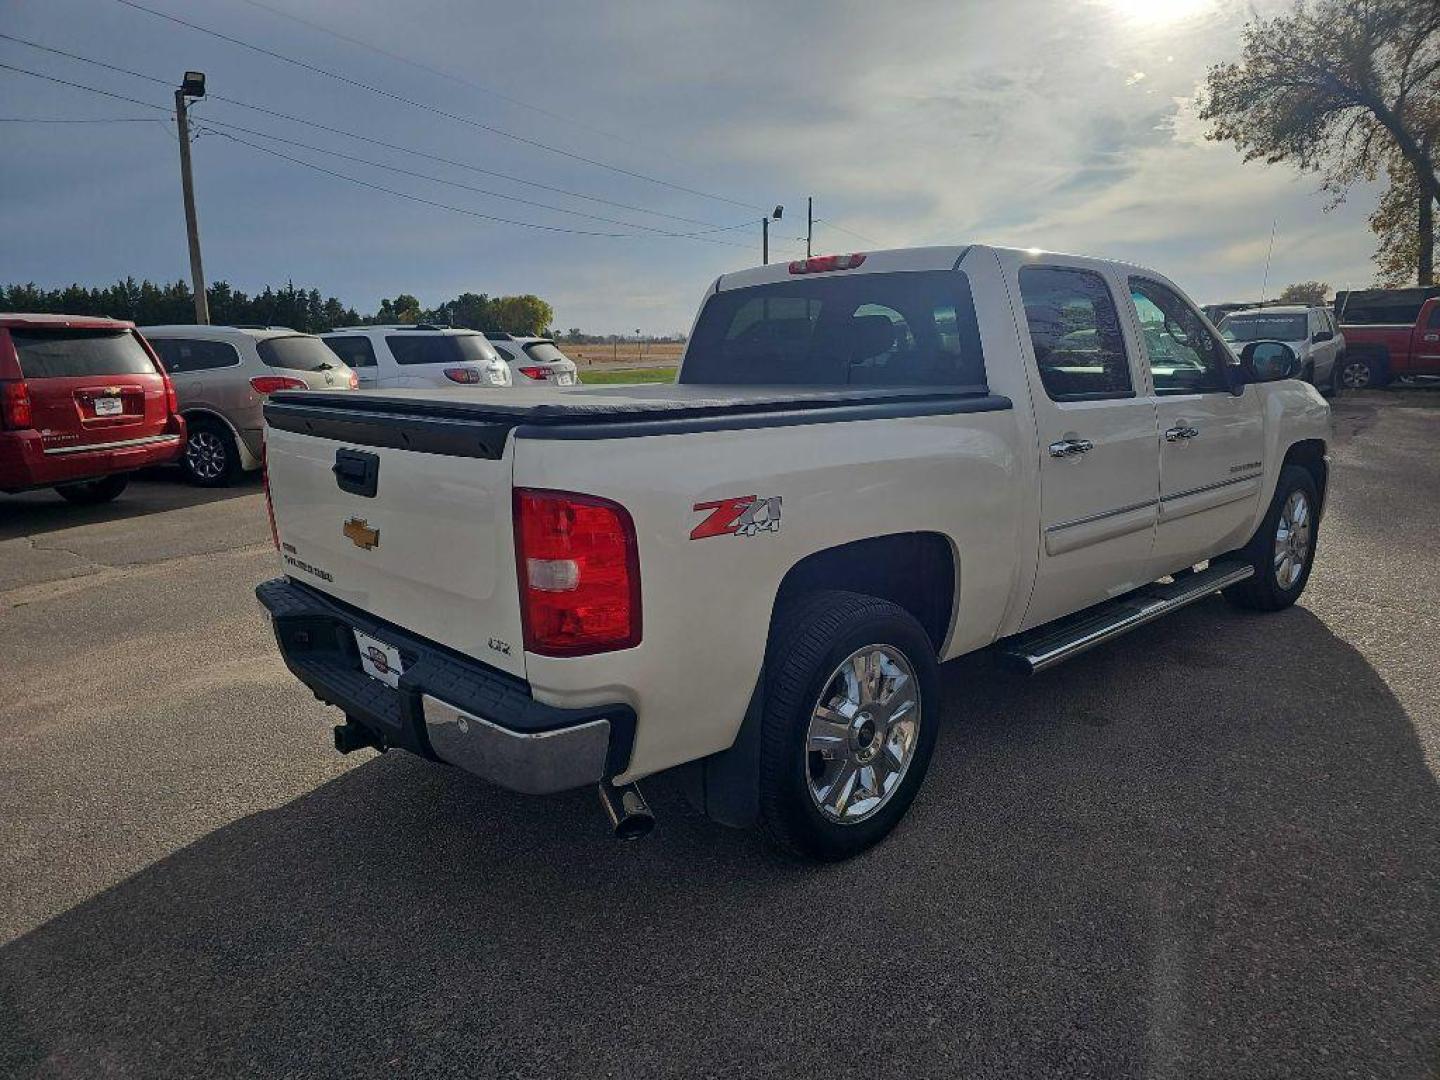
[1283,438,1328,517]
[770,531,958,655]
[180,407,260,470]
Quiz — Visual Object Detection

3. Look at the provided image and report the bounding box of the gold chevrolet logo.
[343,517,379,550]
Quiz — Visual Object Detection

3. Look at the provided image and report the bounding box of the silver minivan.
[143,325,356,485]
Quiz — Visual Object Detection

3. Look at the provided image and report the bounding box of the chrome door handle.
[1048,438,1094,458]
[1165,426,1200,442]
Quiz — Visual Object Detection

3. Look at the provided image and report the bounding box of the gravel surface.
[1,391,1437,1079]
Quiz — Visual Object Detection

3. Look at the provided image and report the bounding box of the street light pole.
[175,71,209,324]
[807,196,813,258]
[762,204,784,265]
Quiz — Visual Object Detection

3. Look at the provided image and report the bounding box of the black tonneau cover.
[264,383,1011,459]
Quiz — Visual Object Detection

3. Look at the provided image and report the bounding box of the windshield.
[385,334,500,366]
[258,335,339,372]
[522,341,572,365]
[1219,314,1307,342]
[682,269,987,387]
[11,328,158,379]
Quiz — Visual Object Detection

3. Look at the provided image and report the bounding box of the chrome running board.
[1001,559,1255,675]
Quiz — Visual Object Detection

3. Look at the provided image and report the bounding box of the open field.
[565,341,683,368]
[579,366,677,385]
[1,389,1438,1077]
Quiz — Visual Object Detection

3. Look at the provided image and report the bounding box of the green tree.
[1277,280,1331,304]
[390,293,422,324]
[1200,0,1440,284]
[490,294,554,335]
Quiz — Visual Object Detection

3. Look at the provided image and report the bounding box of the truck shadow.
[2,600,1436,1078]
[0,470,261,542]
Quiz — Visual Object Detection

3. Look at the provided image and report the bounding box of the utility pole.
[762,204,784,265]
[175,71,210,324]
[807,196,813,258]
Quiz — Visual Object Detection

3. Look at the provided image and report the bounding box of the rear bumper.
[0,429,185,492]
[255,577,635,794]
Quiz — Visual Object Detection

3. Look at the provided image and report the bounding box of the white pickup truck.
[257,245,1330,860]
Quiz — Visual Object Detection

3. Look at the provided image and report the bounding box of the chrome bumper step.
[1001,559,1255,674]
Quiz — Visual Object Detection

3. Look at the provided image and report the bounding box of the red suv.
[1,314,186,503]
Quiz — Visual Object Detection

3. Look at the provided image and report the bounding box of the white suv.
[321,325,512,389]
[485,334,580,386]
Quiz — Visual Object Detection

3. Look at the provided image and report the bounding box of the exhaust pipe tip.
[598,780,654,841]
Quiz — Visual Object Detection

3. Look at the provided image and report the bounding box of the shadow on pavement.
[1,600,1436,1078]
[0,470,261,542]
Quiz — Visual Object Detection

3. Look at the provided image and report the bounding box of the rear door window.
[257,335,340,372]
[682,269,985,387]
[10,329,158,379]
[324,335,377,368]
[1017,266,1132,401]
[149,338,240,374]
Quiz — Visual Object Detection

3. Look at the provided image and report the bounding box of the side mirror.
[1238,340,1299,385]
[1312,330,1334,343]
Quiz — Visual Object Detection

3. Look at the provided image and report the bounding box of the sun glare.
[1101,0,1213,27]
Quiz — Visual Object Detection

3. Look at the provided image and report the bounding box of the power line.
[109,0,765,212]
[0,33,742,231]
[0,60,755,243]
[233,0,677,163]
[196,128,650,237]
[0,115,160,122]
[191,116,751,246]
[815,218,882,246]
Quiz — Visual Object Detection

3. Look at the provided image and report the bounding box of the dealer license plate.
[354,629,404,689]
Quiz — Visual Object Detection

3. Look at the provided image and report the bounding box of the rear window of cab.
[9,328,158,379]
[682,270,987,388]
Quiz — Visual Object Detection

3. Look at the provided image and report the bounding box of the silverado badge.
[343,517,380,550]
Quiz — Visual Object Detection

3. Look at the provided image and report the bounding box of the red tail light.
[443,367,481,384]
[788,252,866,274]
[250,375,308,395]
[347,369,359,390]
[1,380,33,430]
[518,366,549,380]
[513,489,641,656]
[161,372,180,416]
[262,436,279,550]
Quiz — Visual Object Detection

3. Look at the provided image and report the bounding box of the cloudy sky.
[0,0,1389,333]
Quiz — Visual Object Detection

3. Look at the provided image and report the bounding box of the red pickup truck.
[1334,287,1440,388]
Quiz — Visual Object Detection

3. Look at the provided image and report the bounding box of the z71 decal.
[690,495,783,540]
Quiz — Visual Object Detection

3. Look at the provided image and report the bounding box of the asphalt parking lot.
[2,390,1437,1079]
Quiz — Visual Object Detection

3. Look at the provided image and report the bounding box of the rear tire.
[182,418,240,487]
[1223,465,1319,612]
[758,590,940,861]
[1339,352,1389,390]
[55,474,129,505]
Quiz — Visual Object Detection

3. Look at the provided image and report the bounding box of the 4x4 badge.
[343,517,379,550]
[690,495,782,540]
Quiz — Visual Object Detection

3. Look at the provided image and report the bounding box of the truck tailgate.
[263,419,526,680]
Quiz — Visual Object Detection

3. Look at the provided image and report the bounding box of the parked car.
[1333,287,1440,388]
[1218,305,1344,395]
[0,313,185,503]
[485,334,580,386]
[321,325,512,389]
[257,245,1329,861]
[1202,301,1260,324]
[143,325,358,486]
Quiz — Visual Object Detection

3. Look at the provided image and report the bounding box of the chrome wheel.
[805,644,921,824]
[1273,489,1312,590]
[185,429,228,481]
[1340,360,1372,389]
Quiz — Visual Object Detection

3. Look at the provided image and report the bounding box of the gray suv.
[143,325,356,485]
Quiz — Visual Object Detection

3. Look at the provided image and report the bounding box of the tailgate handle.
[332,448,379,498]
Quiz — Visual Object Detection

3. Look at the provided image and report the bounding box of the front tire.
[1223,465,1319,612]
[55,474,129,504]
[182,419,240,487]
[758,590,940,861]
